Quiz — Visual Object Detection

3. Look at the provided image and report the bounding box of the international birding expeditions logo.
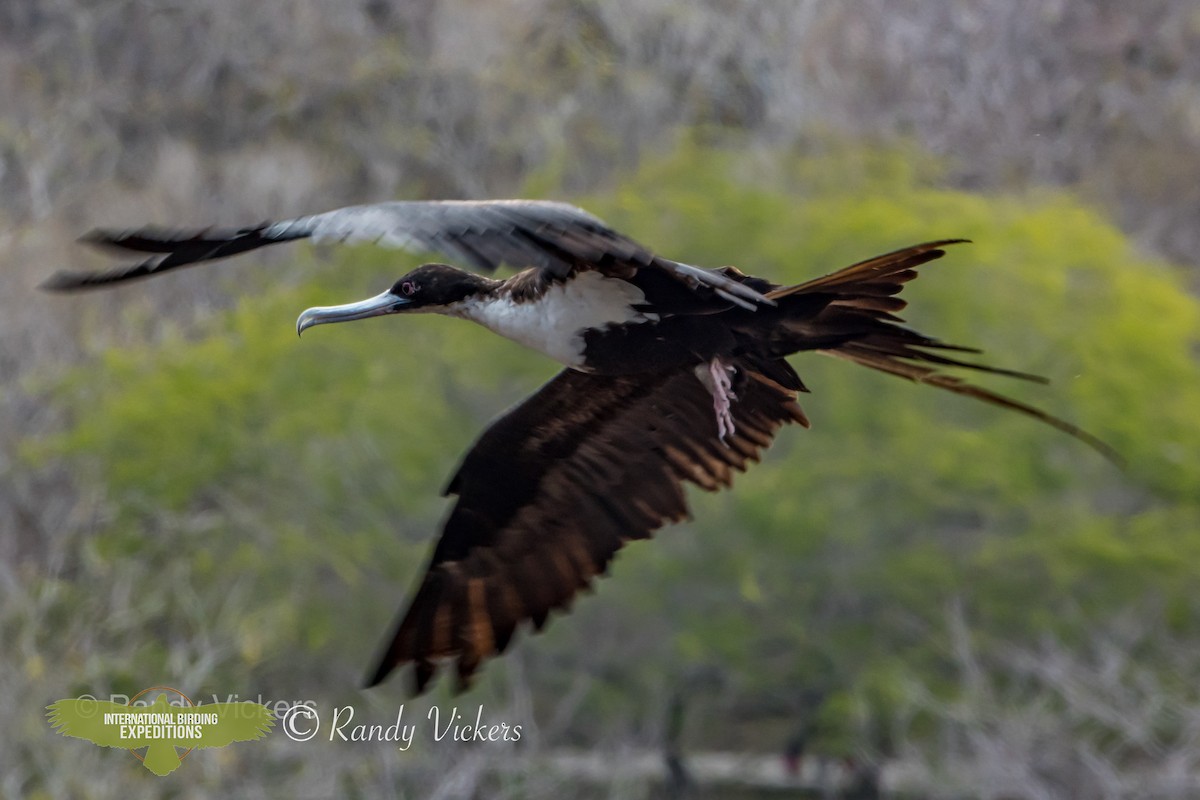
[46,686,274,776]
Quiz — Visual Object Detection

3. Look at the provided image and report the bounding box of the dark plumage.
[372,354,810,692]
[45,199,1117,694]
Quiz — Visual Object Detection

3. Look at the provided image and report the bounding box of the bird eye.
[400,281,416,297]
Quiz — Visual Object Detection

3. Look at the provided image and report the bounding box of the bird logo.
[46,687,274,776]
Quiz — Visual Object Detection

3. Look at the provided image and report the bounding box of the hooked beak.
[296,291,412,336]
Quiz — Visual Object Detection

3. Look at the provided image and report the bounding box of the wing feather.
[45,200,770,305]
[366,357,806,693]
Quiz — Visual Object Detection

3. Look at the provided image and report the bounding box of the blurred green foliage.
[29,139,1200,762]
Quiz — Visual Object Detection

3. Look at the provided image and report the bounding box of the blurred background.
[3,1,1200,797]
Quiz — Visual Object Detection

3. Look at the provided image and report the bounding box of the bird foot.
[708,358,738,442]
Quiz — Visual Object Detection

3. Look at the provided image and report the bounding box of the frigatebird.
[44,200,1115,694]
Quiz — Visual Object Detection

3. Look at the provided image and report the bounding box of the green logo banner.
[47,687,274,776]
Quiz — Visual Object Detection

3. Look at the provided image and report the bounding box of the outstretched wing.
[367,356,810,694]
[192,702,275,748]
[42,200,767,306]
[46,699,155,748]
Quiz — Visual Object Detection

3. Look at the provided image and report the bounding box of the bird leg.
[707,357,738,442]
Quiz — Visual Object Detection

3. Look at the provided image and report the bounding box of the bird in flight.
[45,200,1115,694]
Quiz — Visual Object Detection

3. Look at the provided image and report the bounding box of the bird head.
[296,263,497,335]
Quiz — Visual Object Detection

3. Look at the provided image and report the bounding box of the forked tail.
[769,241,1120,465]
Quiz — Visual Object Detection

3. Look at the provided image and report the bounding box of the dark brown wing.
[367,357,809,694]
[42,200,768,305]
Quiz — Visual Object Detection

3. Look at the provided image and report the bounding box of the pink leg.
[708,357,738,441]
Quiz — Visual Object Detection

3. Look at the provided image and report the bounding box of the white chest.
[453,272,658,367]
